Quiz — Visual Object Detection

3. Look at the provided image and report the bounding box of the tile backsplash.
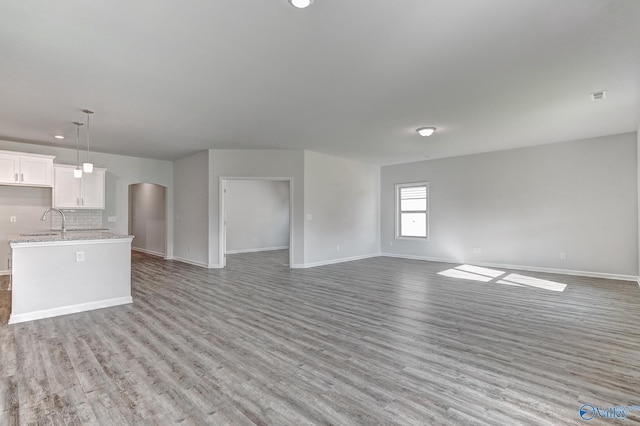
[50,209,103,230]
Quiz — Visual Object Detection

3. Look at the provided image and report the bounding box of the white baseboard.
[380,252,638,282]
[292,253,380,269]
[8,296,133,324]
[169,256,223,269]
[132,247,166,258]
[226,246,289,255]
[171,257,209,268]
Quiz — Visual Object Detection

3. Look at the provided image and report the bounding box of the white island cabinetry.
[53,164,106,209]
[8,231,133,324]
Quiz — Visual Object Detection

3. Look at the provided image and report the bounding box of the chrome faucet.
[41,208,67,234]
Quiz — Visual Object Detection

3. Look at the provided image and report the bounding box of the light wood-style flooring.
[1,250,640,425]
[0,275,10,326]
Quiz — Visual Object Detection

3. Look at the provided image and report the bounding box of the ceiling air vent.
[591,90,607,100]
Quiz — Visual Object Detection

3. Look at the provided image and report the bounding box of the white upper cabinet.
[81,170,106,209]
[0,153,19,184]
[52,166,81,208]
[0,150,55,187]
[53,164,106,209]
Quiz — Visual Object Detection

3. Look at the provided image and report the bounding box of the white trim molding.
[132,247,166,258]
[8,296,132,324]
[291,253,380,269]
[381,252,639,282]
[172,257,209,268]
[226,246,289,255]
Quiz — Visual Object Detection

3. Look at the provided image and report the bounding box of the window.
[396,182,428,239]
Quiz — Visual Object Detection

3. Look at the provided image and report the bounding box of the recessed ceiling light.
[288,0,314,8]
[54,135,65,139]
[416,127,436,137]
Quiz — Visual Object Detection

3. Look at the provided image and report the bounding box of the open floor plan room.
[1,251,639,425]
[1,2,640,424]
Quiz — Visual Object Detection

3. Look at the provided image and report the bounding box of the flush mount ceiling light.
[54,135,65,140]
[82,109,94,173]
[288,0,314,8]
[72,121,84,178]
[416,127,436,137]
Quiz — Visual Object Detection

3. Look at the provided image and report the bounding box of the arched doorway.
[128,183,167,257]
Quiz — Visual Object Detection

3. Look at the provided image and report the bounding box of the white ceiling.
[1,0,639,165]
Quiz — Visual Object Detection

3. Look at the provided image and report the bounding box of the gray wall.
[129,183,166,256]
[0,186,51,272]
[381,133,638,277]
[304,151,380,265]
[225,180,290,253]
[173,151,209,266]
[0,139,174,261]
[209,149,304,267]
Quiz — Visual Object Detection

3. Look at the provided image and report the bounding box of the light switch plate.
[76,251,85,262]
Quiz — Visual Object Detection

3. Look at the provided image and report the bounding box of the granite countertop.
[8,230,134,244]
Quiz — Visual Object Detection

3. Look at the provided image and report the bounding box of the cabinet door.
[53,167,81,208]
[19,156,53,186]
[81,170,105,209]
[0,153,19,184]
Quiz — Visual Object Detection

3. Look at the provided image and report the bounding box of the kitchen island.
[8,230,134,324]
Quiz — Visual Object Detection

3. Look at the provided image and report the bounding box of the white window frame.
[395,182,429,240]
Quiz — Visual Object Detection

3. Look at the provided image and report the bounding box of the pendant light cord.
[73,121,83,168]
[82,109,94,164]
[86,112,90,162]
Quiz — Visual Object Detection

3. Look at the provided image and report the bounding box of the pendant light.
[73,122,84,178]
[82,109,94,173]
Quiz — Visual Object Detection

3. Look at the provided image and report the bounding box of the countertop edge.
[9,232,134,246]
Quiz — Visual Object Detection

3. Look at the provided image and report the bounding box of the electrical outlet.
[108,216,117,223]
[10,216,16,223]
[306,214,313,220]
[560,252,566,260]
[473,247,482,254]
[76,251,85,262]
[337,245,340,251]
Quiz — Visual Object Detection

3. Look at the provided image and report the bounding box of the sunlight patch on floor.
[437,268,494,282]
[497,273,567,292]
[438,264,567,292]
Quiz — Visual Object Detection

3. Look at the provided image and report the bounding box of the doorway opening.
[220,178,293,268]
[128,183,167,258]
